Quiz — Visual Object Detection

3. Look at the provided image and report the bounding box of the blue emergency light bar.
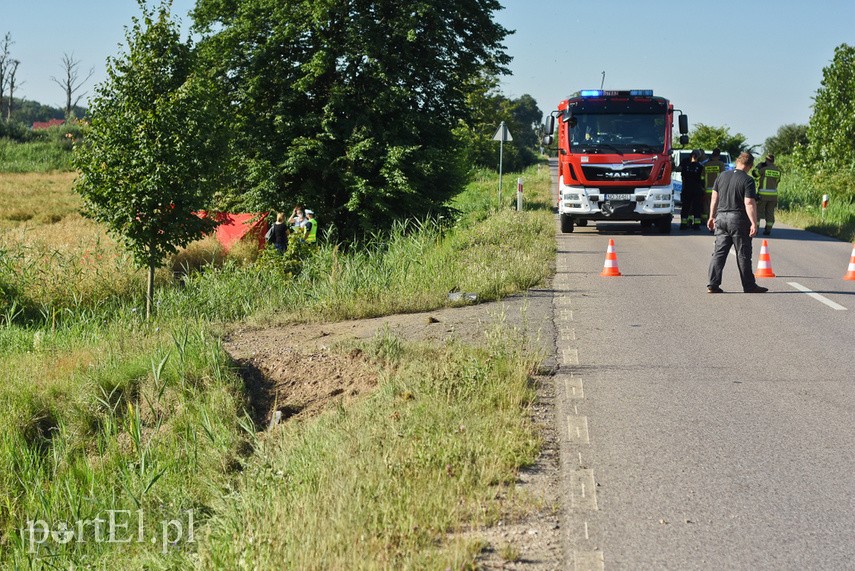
[578,89,654,97]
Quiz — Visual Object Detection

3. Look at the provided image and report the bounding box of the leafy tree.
[763,123,808,158]
[802,43,855,170]
[687,123,753,157]
[453,75,540,173]
[74,1,225,318]
[9,99,86,127]
[191,0,511,237]
[510,93,543,151]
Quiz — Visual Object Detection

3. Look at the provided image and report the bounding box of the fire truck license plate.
[606,194,633,201]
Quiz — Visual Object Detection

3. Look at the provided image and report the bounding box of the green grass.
[0,139,74,173]
[776,159,855,242]
[0,320,248,568]
[199,329,541,569]
[0,160,556,567]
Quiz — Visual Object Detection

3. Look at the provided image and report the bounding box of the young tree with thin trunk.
[50,52,95,118]
[74,0,225,319]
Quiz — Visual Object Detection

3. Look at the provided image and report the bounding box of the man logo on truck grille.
[604,172,634,178]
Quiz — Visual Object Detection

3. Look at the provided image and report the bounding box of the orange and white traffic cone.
[754,240,776,278]
[844,244,855,280]
[600,239,622,277]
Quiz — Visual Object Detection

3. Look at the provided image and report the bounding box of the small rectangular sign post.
[516,177,523,211]
[493,122,513,208]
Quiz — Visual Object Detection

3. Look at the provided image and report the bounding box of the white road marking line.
[567,416,590,444]
[565,376,584,399]
[571,469,598,510]
[787,282,848,311]
[562,348,579,366]
[584,521,589,540]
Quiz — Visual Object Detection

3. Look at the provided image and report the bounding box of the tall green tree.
[452,74,540,173]
[74,1,225,318]
[510,93,542,151]
[191,0,511,236]
[687,124,752,157]
[763,123,808,158]
[802,43,855,170]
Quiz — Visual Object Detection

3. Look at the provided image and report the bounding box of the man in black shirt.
[706,152,768,294]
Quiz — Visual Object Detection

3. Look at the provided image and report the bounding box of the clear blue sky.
[5,1,854,149]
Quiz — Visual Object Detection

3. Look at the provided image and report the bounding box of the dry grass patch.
[0,172,80,231]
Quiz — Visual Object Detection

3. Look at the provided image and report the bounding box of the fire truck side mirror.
[544,115,555,135]
[679,135,689,145]
[542,135,554,146]
[678,114,689,135]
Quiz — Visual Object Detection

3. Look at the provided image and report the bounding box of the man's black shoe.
[763,228,771,235]
[707,286,724,294]
[744,285,768,293]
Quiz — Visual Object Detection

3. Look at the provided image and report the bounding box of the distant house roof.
[32,118,65,130]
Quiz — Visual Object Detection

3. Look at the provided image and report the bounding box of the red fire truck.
[543,89,689,233]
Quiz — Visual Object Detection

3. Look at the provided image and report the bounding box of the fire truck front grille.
[581,165,653,182]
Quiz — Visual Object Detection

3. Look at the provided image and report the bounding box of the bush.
[0,120,37,142]
[252,234,313,278]
[780,163,855,209]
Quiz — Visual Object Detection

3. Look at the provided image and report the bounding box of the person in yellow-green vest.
[702,148,727,231]
[752,154,782,235]
[304,209,318,243]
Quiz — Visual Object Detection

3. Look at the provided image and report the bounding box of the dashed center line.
[788,281,848,311]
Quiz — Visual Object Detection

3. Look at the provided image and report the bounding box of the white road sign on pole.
[493,122,513,208]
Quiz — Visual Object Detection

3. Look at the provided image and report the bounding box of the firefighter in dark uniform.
[680,150,705,230]
[702,148,727,231]
[752,154,782,235]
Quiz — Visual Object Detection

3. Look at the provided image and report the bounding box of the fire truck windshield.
[569,112,666,154]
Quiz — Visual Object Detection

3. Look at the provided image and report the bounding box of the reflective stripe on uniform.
[759,167,781,194]
[306,218,318,243]
[704,164,722,192]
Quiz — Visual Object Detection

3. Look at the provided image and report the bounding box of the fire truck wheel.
[655,217,672,234]
[560,214,575,233]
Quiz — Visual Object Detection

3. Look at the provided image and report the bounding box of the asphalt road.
[550,160,855,570]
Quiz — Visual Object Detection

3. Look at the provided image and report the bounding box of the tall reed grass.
[777,159,855,242]
[0,320,249,567]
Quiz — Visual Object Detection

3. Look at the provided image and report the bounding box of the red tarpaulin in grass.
[204,212,268,252]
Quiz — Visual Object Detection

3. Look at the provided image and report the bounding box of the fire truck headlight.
[650,193,671,201]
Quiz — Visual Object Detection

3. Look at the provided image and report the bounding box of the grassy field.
[0,161,555,568]
[0,138,75,173]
